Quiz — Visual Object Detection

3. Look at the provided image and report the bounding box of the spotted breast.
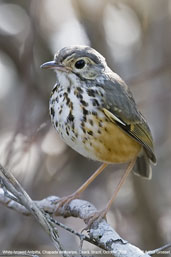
[49,71,141,163]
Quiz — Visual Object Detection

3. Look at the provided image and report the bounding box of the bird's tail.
[133,149,152,179]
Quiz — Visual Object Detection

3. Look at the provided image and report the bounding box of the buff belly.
[50,82,141,164]
[54,111,141,164]
[86,120,141,163]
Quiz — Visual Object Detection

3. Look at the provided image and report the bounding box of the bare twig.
[0,163,151,257]
[1,163,169,257]
[0,192,150,257]
[0,164,67,257]
[147,243,171,255]
[128,63,171,87]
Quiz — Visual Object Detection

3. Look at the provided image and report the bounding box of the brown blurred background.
[0,0,171,256]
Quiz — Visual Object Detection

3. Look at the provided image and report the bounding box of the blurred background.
[0,0,171,256]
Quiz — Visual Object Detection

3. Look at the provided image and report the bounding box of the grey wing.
[99,73,156,164]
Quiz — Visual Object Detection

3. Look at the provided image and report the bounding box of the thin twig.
[128,63,171,87]
[0,163,150,257]
[1,163,169,257]
[0,164,67,257]
[147,243,171,255]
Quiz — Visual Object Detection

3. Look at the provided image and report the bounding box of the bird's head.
[41,45,108,80]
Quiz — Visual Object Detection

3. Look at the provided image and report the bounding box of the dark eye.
[75,59,85,69]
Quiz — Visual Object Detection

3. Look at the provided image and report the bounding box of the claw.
[83,209,107,231]
[54,192,80,214]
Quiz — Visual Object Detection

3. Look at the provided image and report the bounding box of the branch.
[147,243,171,255]
[0,163,151,257]
[1,163,169,257]
[0,164,67,257]
[0,193,150,256]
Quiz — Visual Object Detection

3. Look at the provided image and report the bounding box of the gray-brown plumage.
[41,45,157,225]
[41,45,156,179]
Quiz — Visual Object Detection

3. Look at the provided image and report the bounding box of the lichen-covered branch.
[1,163,170,256]
[0,164,67,257]
[0,163,152,257]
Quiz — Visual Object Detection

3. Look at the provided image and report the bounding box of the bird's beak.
[40,61,57,69]
[40,61,70,72]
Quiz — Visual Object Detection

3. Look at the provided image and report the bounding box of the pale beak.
[40,61,70,72]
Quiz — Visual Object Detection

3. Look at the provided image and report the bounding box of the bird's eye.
[75,59,86,69]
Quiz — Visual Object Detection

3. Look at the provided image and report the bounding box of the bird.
[41,45,156,225]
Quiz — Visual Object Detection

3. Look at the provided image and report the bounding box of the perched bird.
[41,45,156,224]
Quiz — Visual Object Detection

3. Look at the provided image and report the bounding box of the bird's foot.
[84,208,108,231]
[54,192,80,215]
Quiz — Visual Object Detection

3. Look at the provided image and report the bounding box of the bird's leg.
[55,163,108,212]
[85,158,136,229]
